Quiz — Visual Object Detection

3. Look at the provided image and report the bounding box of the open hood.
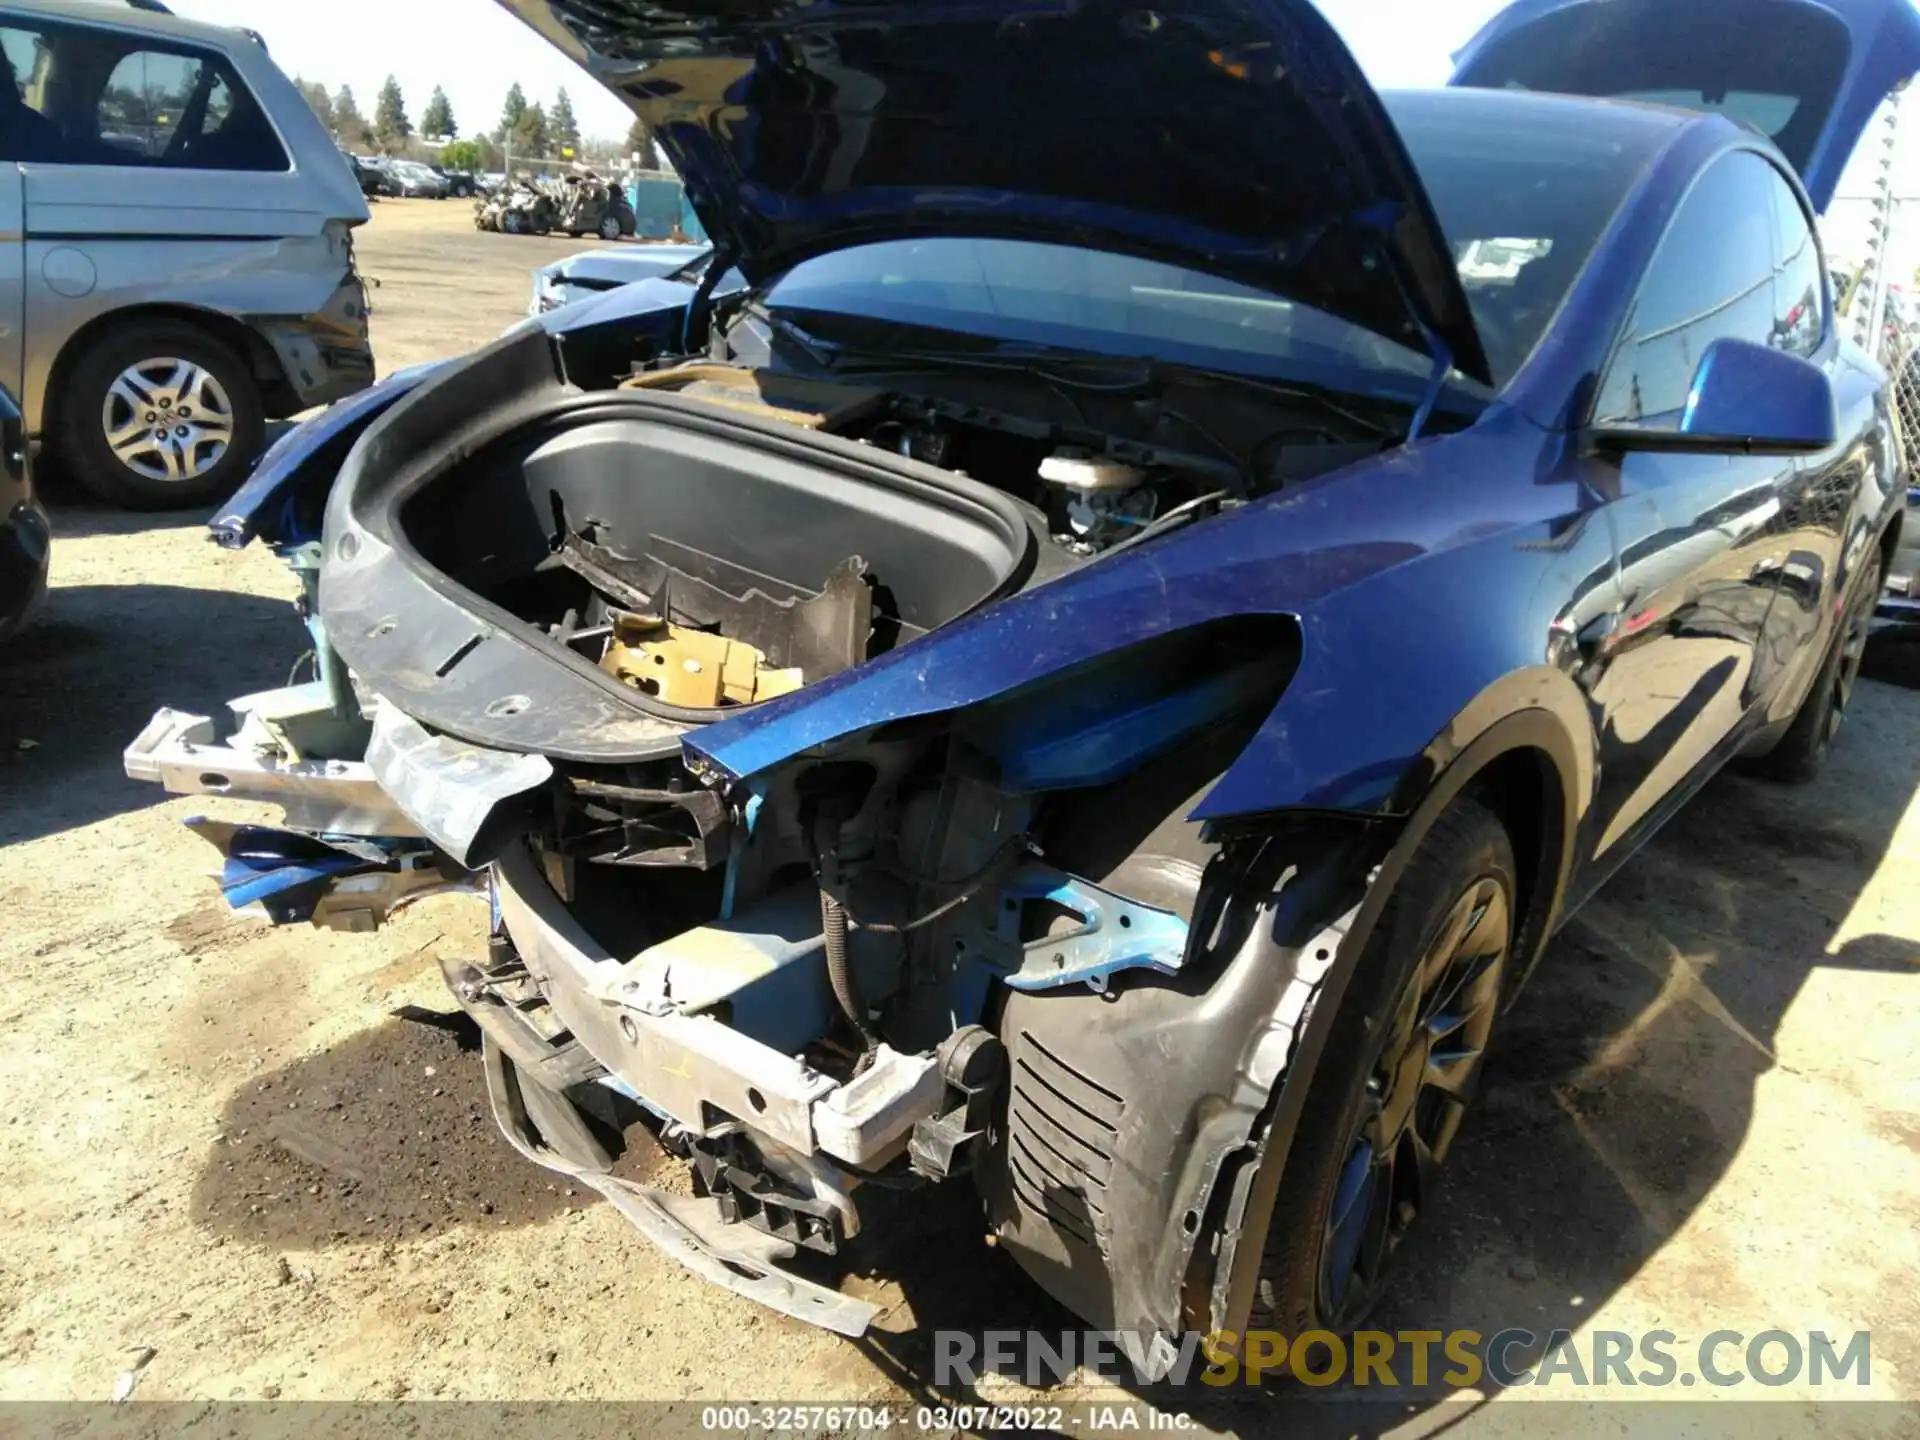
[494,0,1491,385]
[1452,0,1920,212]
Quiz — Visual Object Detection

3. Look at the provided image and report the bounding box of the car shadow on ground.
[821,659,1920,1431]
[0,581,299,846]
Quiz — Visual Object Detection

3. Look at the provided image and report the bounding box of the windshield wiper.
[733,297,844,370]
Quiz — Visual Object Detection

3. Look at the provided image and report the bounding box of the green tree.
[374,75,411,152]
[550,86,581,158]
[420,85,456,140]
[625,116,657,169]
[333,84,371,150]
[438,138,483,173]
[292,77,335,133]
[509,100,550,159]
[495,82,528,142]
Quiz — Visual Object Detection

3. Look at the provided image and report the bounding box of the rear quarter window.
[0,20,288,172]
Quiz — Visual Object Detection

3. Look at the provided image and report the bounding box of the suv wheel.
[1250,798,1515,1337]
[60,320,265,510]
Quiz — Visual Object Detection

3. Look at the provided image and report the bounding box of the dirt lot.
[1,198,1917,1430]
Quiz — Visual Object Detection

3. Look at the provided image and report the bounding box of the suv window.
[0,21,286,171]
[1594,152,1782,428]
[1451,0,1850,180]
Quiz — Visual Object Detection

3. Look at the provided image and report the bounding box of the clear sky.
[168,0,1902,263]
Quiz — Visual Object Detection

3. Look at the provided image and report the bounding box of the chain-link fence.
[1829,91,1920,459]
[1826,89,1920,601]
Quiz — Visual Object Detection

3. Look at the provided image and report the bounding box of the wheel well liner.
[1205,710,1579,1341]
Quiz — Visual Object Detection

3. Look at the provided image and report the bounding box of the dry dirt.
[1,199,1917,1432]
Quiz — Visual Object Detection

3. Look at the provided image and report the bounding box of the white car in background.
[527,243,710,314]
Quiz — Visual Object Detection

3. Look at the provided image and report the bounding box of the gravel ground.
[0,199,1916,1432]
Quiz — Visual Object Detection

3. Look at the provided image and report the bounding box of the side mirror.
[1587,337,1837,457]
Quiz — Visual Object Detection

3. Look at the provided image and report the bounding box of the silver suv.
[0,0,373,508]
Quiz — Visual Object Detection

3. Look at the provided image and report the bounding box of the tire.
[502,211,525,235]
[1748,550,1883,783]
[598,214,623,242]
[57,319,265,510]
[1250,797,1516,1337]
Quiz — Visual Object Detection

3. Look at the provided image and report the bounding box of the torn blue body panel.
[956,651,1291,793]
[185,819,435,926]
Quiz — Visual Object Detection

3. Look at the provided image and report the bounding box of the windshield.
[763,238,1443,400]
[1383,90,1669,385]
[761,95,1663,396]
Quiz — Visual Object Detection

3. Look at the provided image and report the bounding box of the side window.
[1768,168,1825,359]
[1594,153,1781,428]
[0,24,61,162]
[98,49,202,160]
[0,21,287,172]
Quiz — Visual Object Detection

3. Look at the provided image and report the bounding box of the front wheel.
[58,320,265,509]
[1250,797,1516,1337]
[597,214,623,241]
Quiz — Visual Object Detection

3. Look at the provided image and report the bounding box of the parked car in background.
[384,159,449,199]
[527,242,710,314]
[342,151,383,198]
[126,0,1916,1355]
[0,382,48,641]
[0,0,374,507]
[553,172,636,240]
[432,164,478,198]
[475,176,557,234]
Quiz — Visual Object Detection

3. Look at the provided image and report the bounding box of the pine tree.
[292,77,335,133]
[625,117,654,168]
[496,83,528,143]
[420,86,456,141]
[517,101,550,159]
[550,87,581,158]
[333,84,371,151]
[374,75,411,152]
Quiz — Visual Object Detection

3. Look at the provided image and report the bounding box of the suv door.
[1451,0,1920,209]
[0,24,27,402]
[1749,161,1887,726]
[1579,151,1802,870]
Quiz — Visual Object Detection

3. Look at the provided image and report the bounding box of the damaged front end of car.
[121,0,1521,1358]
[299,317,1395,1349]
